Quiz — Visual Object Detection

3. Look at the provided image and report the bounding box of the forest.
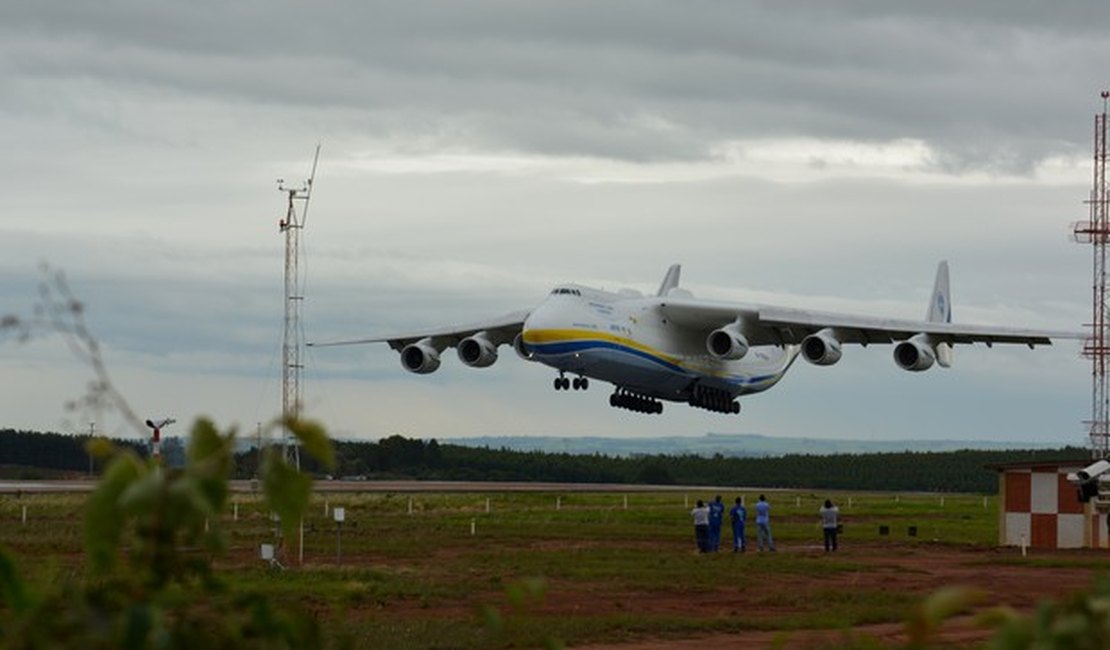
[0,428,1086,493]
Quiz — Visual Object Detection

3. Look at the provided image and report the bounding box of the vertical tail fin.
[656,264,682,297]
[927,261,953,367]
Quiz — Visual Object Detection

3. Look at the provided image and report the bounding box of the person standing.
[691,499,710,553]
[755,494,775,552]
[820,499,840,552]
[729,496,747,552]
[708,495,725,552]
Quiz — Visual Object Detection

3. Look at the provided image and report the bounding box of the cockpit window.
[550,287,581,296]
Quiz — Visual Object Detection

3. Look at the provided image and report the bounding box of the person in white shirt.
[820,499,840,552]
[755,494,775,552]
[690,500,710,553]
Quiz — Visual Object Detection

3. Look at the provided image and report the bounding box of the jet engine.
[893,336,936,372]
[400,339,441,374]
[801,329,843,366]
[513,332,535,361]
[458,332,498,368]
[707,323,749,360]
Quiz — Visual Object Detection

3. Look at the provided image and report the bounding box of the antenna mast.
[1074,93,1110,459]
[277,145,320,469]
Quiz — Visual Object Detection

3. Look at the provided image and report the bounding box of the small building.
[991,460,1104,549]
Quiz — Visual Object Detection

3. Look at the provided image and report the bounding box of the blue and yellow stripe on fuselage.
[522,328,794,400]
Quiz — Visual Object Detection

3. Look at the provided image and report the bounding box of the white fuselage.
[520,284,798,403]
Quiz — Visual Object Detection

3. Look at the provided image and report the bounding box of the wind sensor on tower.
[277,145,320,469]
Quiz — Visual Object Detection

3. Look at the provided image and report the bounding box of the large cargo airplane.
[311,263,1079,415]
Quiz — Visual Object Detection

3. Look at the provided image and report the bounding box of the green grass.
[0,488,1018,649]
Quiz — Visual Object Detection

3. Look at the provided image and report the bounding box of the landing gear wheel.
[580,378,589,390]
[559,377,571,390]
[572,377,582,390]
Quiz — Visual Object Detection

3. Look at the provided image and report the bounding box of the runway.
[0,479,735,494]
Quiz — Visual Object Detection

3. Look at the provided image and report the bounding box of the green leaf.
[0,547,28,612]
[185,419,232,512]
[85,436,117,460]
[284,417,334,469]
[187,418,223,467]
[907,585,983,646]
[85,452,143,573]
[262,451,311,540]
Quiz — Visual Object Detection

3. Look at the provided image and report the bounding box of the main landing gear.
[688,384,741,414]
[553,373,589,391]
[610,388,663,414]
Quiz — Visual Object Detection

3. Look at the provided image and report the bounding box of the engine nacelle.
[707,323,750,360]
[893,336,936,372]
[513,332,535,361]
[801,329,843,366]
[458,332,498,368]
[400,339,441,374]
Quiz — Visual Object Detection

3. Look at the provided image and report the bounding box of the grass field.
[0,487,1104,649]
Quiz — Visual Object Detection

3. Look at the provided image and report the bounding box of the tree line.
[1,428,1084,493]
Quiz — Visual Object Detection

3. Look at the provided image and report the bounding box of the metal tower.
[1073,92,1110,459]
[278,146,320,468]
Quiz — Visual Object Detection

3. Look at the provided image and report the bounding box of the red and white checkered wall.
[1001,465,1097,549]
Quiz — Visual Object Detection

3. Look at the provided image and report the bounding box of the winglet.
[928,261,954,367]
[657,264,682,297]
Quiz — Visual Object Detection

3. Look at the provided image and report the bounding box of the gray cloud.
[4,1,1105,171]
[0,1,1096,441]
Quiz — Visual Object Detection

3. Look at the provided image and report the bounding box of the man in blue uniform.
[729,496,747,552]
[708,495,725,552]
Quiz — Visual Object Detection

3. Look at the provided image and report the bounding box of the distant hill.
[447,433,1061,458]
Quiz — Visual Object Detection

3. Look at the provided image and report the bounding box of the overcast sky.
[0,1,1105,446]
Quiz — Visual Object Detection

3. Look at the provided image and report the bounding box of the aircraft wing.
[754,306,1076,346]
[658,298,1080,347]
[308,309,530,352]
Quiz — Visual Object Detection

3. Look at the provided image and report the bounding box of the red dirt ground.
[558,541,1102,649]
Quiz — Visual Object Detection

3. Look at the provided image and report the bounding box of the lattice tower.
[277,146,319,469]
[1073,92,1110,459]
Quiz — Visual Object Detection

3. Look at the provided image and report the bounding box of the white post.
[470,518,476,536]
[1020,534,1028,558]
[325,500,329,516]
[848,497,853,509]
[408,497,414,515]
[623,495,628,510]
[234,503,239,521]
[796,496,801,507]
[556,496,561,511]
[983,496,988,509]
[684,494,689,508]
[940,496,945,507]
[21,505,26,525]
[486,497,491,513]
